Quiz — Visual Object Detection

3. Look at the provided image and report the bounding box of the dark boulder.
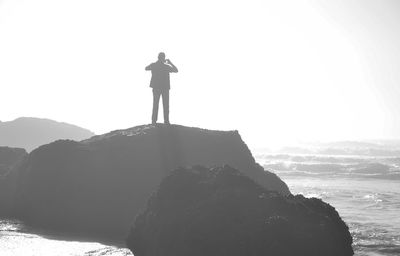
[127,165,353,256]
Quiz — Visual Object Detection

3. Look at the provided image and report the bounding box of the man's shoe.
[164,121,170,125]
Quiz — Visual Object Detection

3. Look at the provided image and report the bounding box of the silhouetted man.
[146,52,178,125]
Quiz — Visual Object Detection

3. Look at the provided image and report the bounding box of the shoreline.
[1,217,128,249]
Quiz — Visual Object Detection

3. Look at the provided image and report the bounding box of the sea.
[1,146,400,256]
[256,149,400,256]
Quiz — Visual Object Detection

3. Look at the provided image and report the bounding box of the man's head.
[158,52,166,62]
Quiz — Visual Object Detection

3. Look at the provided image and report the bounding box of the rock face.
[0,117,95,152]
[0,147,27,216]
[0,147,27,174]
[13,124,289,237]
[127,165,353,256]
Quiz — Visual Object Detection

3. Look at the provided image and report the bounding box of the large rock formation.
[0,117,95,152]
[13,124,289,238]
[0,147,27,216]
[127,165,353,256]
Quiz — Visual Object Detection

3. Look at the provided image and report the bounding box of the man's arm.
[166,59,178,73]
[145,63,153,71]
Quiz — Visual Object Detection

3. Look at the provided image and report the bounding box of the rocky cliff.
[0,147,27,216]
[13,124,289,238]
[127,165,353,256]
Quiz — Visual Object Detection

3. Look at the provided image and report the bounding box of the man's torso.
[150,62,171,90]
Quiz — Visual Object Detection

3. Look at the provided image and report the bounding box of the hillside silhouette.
[0,117,95,152]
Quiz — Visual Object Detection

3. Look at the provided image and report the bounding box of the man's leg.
[162,90,170,124]
[152,89,161,124]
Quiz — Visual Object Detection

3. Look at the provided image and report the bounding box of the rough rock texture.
[0,117,95,152]
[0,147,27,216]
[127,165,354,256]
[13,124,289,237]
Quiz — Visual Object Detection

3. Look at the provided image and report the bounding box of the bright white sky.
[1,0,400,148]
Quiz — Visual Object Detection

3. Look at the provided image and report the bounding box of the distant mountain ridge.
[256,139,400,157]
[0,117,95,152]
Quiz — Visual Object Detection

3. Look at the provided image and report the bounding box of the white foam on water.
[0,223,133,256]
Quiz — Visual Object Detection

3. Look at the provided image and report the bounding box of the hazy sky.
[1,0,399,148]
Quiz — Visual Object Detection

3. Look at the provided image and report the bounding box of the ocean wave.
[259,154,400,180]
[282,174,400,256]
[256,153,375,163]
[84,247,132,256]
[354,243,400,256]
[0,219,24,232]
